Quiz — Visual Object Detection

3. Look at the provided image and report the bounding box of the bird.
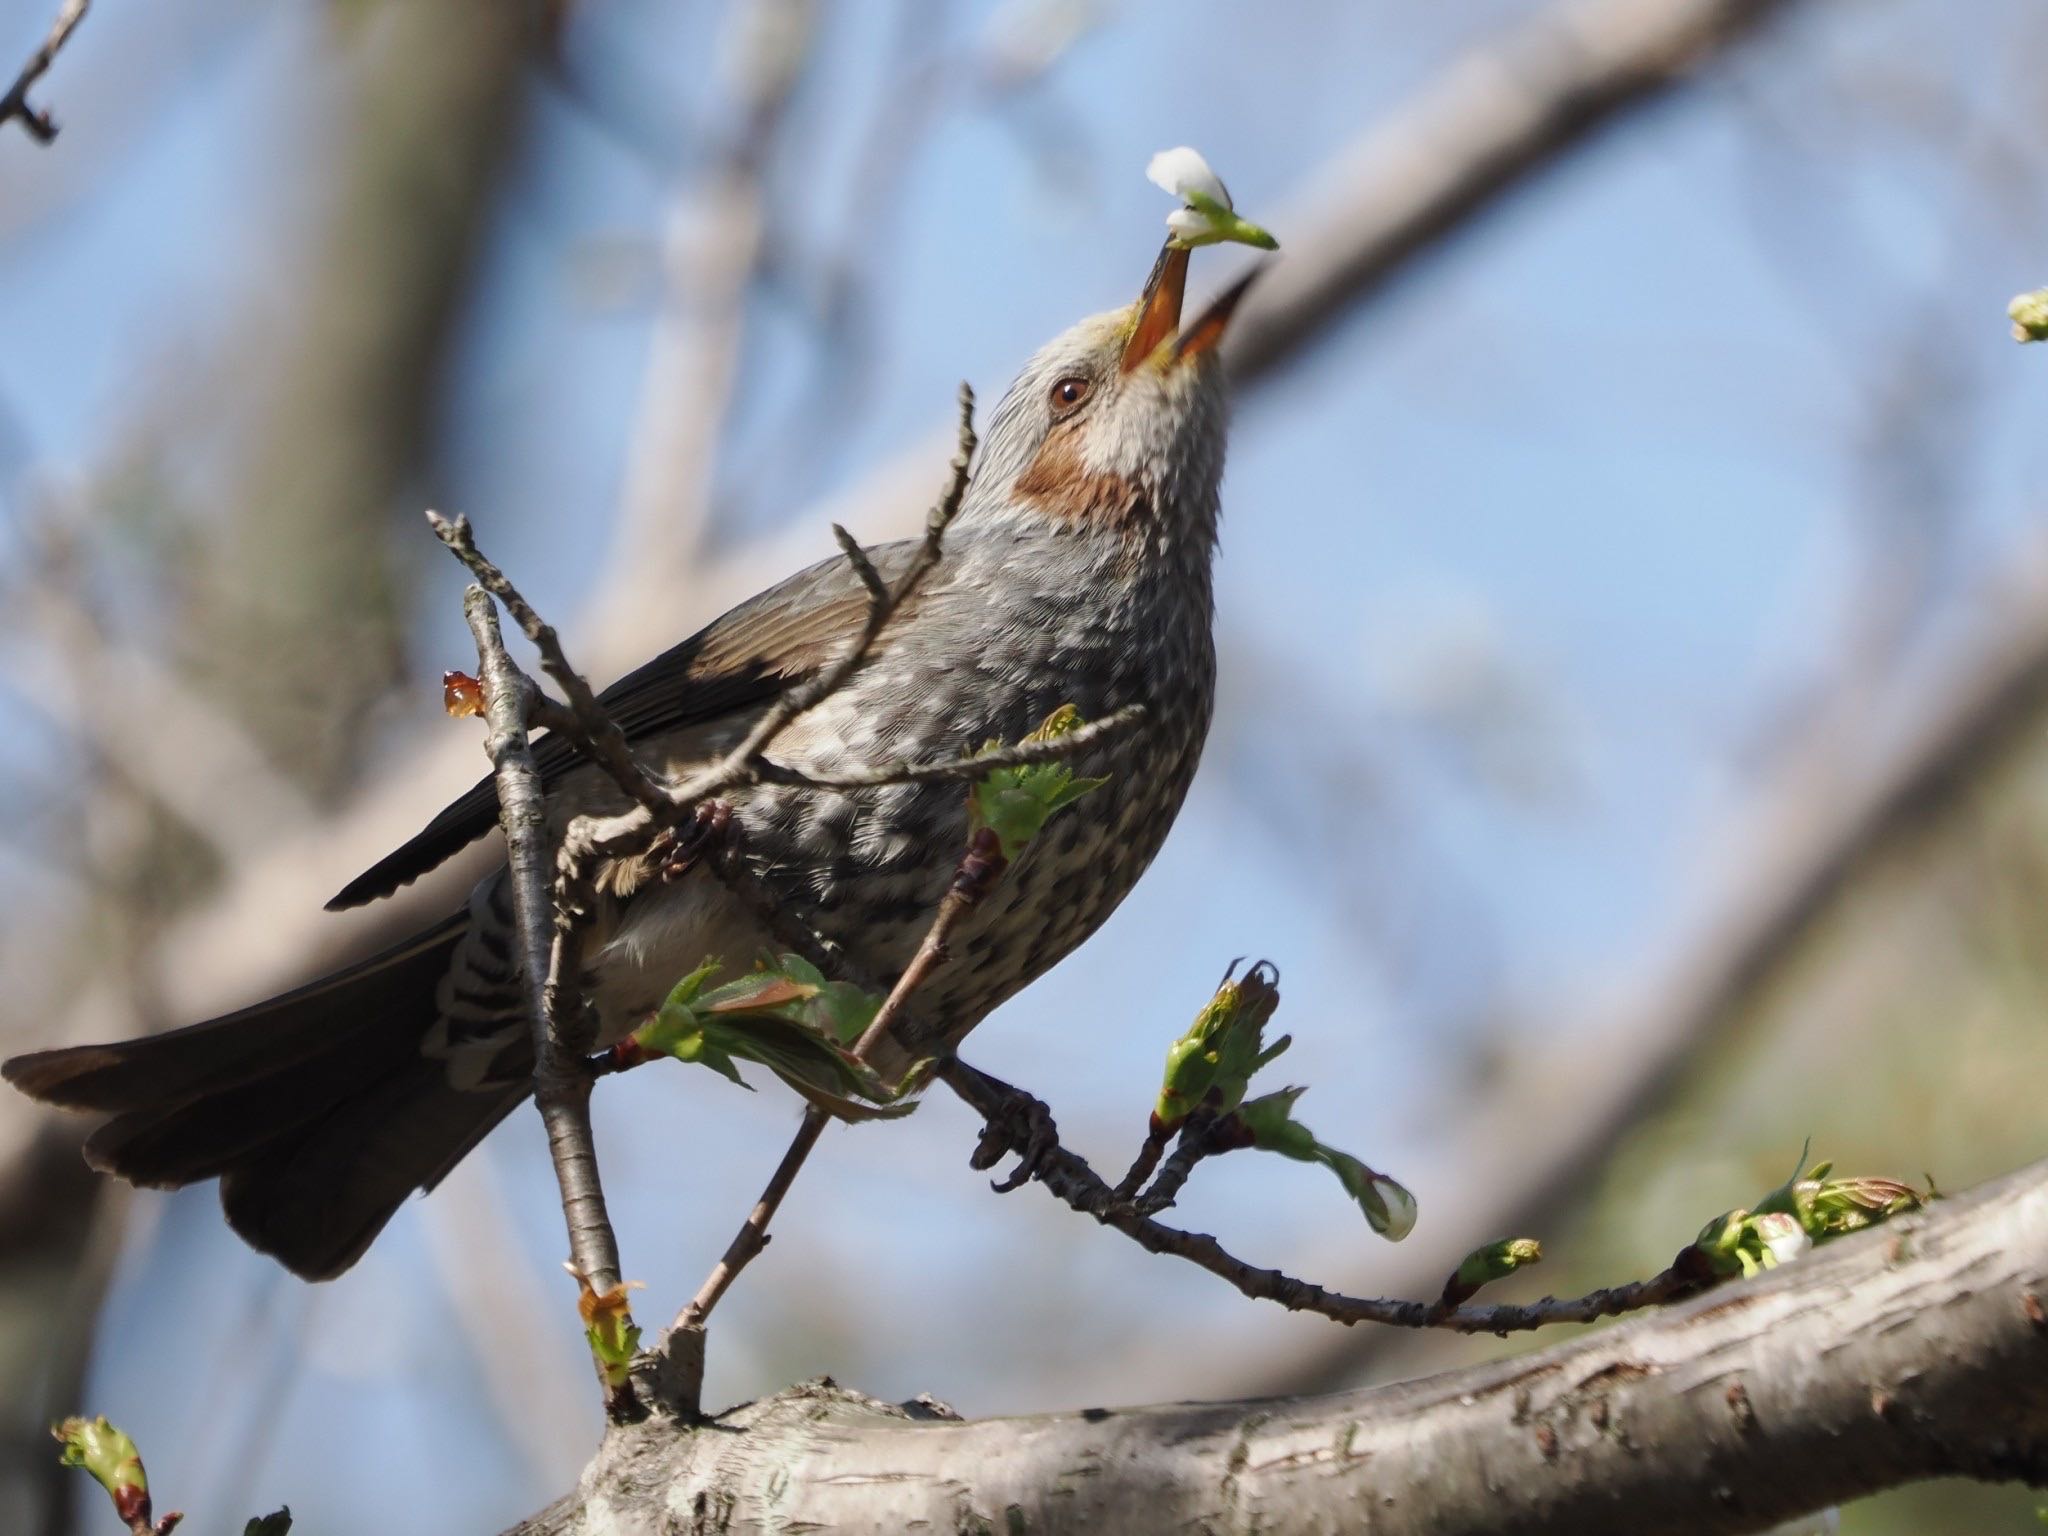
[4,243,1255,1281]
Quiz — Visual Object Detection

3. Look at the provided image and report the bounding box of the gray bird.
[4,246,1252,1279]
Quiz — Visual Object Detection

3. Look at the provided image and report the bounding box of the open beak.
[1171,266,1260,366]
[1120,243,1264,373]
[1120,243,1188,373]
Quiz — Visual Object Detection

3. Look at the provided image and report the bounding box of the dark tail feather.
[219,1066,526,1278]
[3,912,530,1280]
[4,914,471,1112]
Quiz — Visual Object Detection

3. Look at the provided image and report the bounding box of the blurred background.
[1,0,2045,1530]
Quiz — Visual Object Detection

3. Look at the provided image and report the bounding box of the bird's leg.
[956,1061,1062,1193]
[649,799,735,883]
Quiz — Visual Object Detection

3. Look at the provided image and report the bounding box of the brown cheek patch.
[1015,422,1150,531]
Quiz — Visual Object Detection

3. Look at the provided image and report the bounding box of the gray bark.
[508,1156,2048,1535]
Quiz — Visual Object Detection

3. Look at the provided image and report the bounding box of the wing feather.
[326,540,919,910]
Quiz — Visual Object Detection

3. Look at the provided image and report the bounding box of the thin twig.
[669,381,976,807]
[458,588,631,1412]
[665,815,1005,1356]
[435,382,980,892]
[938,1060,1708,1335]
[1114,1123,1173,1201]
[1134,1109,1230,1215]
[673,1109,830,1333]
[751,706,1144,792]
[0,0,88,144]
[430,511,670,817]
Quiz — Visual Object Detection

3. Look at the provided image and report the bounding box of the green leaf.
[2012,287,2048,342]
[1236,1086,1416,1241]
[1452,1237,1543,1292]
[244,1511,294,1536]
[574,1276,644,1395]
[52,1416,145,1499]
[1152,964,1284,1124]
[630,956,914,1120]
[969,705,1112,859]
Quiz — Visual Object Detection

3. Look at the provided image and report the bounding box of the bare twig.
[1113,1121,1173,1201]
[663,802,1010,1384]
[671,1110,829,1341]
[939,1059,1705,1335]
[1133,1108,1232,1215]
[429,387,983,1419]
[751,705,1144,792]
[0,0,88,144]
[683,382,976,800]
[430,512,670,817]
[457,588,630,1413]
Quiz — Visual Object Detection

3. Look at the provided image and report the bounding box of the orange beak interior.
[1120,244,1262,373]
[1121,244,1188,373]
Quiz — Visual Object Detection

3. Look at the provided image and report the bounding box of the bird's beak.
[1121,243,1188,374]
[1170,266,1261,366]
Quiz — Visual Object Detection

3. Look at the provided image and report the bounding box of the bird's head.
[971,246,1257,550]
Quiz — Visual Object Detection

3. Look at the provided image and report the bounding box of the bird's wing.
[326,539,923,911]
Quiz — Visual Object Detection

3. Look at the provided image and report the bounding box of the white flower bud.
[1147,146,1232,211]
[1756,1212,1812,1267]
[1145,146,1276,250]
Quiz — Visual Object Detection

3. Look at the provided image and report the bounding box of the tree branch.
[1225,0,1797,388]
[1251,539,2048,1398]
[507,1156,2048,1536]
[937,1059,1699,1335]
[657,781,1024,1405]
[0,0,87,144]
[458,586,628,1409]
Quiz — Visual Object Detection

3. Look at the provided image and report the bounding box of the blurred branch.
[0,0,87,144]
[601,0,814,636]
[1247,543,2048,1398]
[418,1153,590,1493]
[183,0,545,799]
[3,515,315,860]
[510,1155,2048,1535]
[95,0,1823,1032]
[1225,0,1799,388]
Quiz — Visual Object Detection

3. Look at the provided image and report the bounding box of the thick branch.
[510,1156,2048,1536]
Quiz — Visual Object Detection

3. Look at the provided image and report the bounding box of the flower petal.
[1146,146,1231,210]
[1165,206,1213,244]
[1369,1174,1418,1241]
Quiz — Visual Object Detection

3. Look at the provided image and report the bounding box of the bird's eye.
[1049,375,1091,412]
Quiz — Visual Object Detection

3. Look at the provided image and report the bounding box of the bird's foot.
[969,1085,1061,1194]
[651,800,734,883]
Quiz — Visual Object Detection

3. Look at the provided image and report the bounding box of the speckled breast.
[727,530,1218,1038]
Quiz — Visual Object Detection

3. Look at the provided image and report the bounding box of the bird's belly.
[587,876,781,1046]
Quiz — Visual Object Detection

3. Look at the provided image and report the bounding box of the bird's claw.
[969,1089,1059,1193]
[651,801,734,883]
